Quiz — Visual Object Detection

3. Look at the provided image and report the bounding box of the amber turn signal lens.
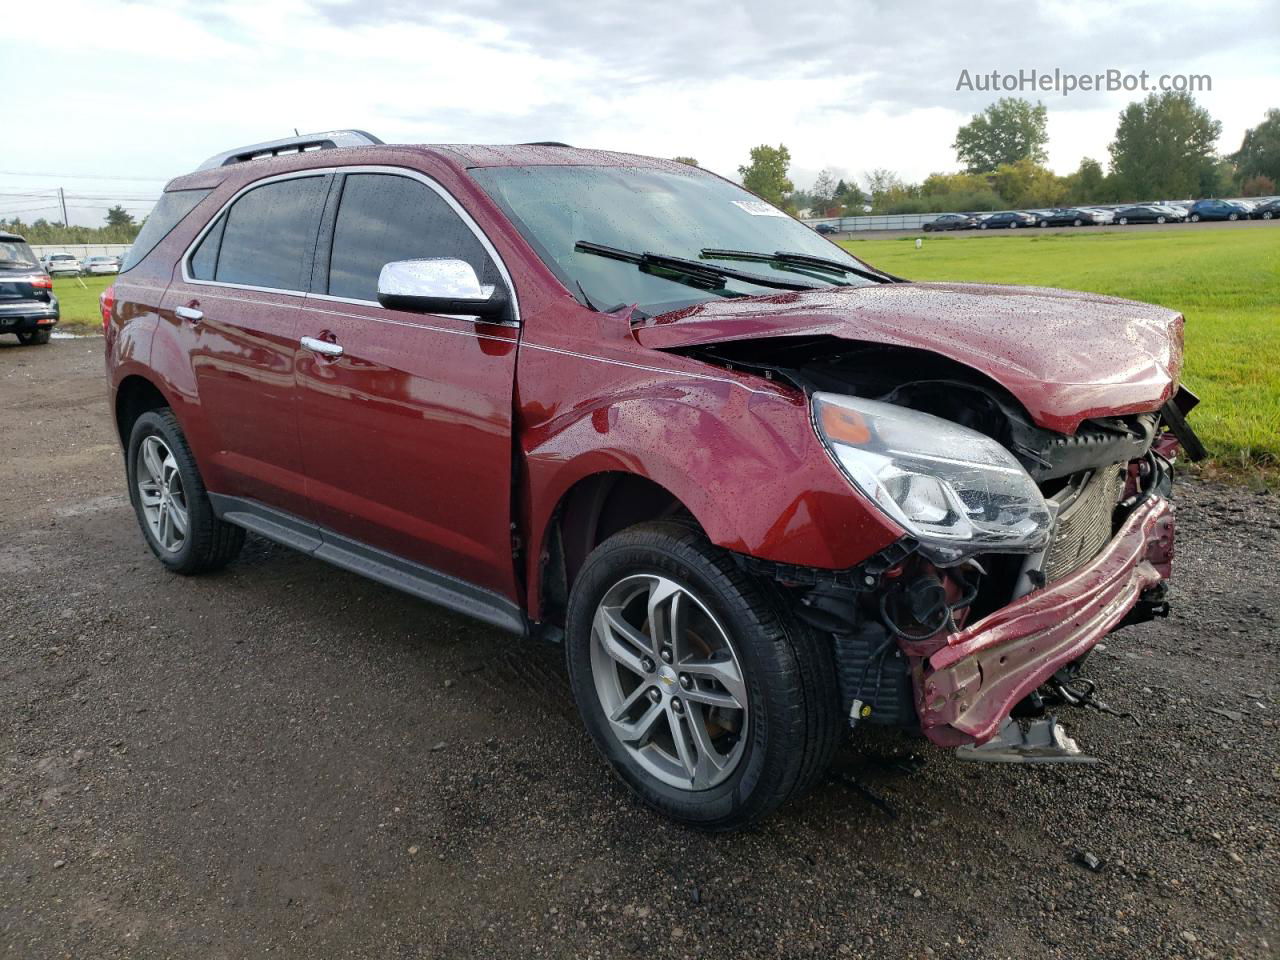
[818,401,872,446]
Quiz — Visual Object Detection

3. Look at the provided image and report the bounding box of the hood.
[635,282,1183,435]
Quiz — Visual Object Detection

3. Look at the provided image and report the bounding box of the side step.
[955,715,1099,765]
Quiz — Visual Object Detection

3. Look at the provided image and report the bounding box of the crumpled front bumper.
[917,495,1175,746]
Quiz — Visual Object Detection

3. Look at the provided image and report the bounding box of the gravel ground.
[2,337,1277,959]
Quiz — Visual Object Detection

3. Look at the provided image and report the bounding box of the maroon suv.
[104,131,1198,828]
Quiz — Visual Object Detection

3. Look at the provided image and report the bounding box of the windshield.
[0,239,41,270]
[471,164,882,314]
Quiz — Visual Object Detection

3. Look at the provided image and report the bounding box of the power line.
[0,169,170,181]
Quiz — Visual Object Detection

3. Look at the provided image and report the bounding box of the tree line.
[727,95,1280,217]
[1,205,142,245]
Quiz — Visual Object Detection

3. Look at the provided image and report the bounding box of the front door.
[295,170,521,603]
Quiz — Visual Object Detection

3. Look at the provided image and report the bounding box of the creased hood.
[635,282,1183,435]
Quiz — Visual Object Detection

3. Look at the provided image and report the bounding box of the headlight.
[812,392,1051,564]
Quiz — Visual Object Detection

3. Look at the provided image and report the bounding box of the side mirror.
[377,258,510,321]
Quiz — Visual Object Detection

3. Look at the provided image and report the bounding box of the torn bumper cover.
[917,495,1175,747]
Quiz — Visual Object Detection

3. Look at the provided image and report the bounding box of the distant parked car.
[0,232,59,344]
[1080,207,1116,224]
[1254,198,1279,220]
[922,213,979,232]
[813,222,840,235]
[1188,199,1249,222]
[1149,204,1187,222]
[1114,205,1174,225]
[978,211,1037,229]
[81,255,121,275]
[42,252,82,275]
[1035,208,1099,227]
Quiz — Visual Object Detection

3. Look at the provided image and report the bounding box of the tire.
[1157,216,1166,224]
[980,223,988,230]
[565,521,841,830]
[1264,211,1274,220]
[1228,212,1238,221]
[126,409,245,574]
[17,329,51,345]
[1073,219,1083,226]
[1009,221,1018,228]
[1118,217,1128,225]
[1190,213,1200,222]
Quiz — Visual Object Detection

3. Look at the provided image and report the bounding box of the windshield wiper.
[575,241,818,294]
[700,248,902,284]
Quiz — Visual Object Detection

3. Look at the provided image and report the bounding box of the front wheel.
[1264,211,1274,220]
[1228,212,1239,221]
[1190,213,1201,222]
[565,522,841,830]
[1157,216,1166,224]
[1073,219,1083,226]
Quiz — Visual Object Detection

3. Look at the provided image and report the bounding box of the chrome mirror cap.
[378,259,492,301]
[376,259,509,321]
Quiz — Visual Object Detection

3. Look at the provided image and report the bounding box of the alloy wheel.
[589,573,748,791]
[136,435,189,553]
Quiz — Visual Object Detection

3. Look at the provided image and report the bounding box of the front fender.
[519,346,903,589]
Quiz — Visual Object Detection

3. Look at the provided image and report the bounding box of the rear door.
[161,172,330,520]
[295,168,521,603]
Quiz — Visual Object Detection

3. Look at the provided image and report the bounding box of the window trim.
[181,165,520,326]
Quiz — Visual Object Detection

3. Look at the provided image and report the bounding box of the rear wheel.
[565,522,841,830]
[127,409,244,574]
[17,329,51,345]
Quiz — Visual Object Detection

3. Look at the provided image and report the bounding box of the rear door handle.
[175,306,203,323]
[301,335,343,357]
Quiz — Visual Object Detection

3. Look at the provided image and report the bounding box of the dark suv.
[103,131,1197,828]
[0,233,59,344]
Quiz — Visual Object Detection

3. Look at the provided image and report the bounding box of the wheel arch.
[532,470,697,628]
[114,374,173,447]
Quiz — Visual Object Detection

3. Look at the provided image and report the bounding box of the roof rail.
[520,141,573,147]
[195,130,384,172]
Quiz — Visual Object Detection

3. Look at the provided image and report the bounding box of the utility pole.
[58,187,68,227]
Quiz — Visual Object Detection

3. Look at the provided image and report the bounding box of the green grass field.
[52,228,1279,469]
[52,274,114,333]
[840,228,1280,470]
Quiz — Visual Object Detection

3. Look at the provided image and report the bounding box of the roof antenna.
[294,128,300,136]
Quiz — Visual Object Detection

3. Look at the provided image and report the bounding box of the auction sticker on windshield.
[731,200,789,217]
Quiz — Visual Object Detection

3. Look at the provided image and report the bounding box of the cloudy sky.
[3,0,1275,225]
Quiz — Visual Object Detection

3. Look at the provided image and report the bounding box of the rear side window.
[326,173,493,302]
[121,189,211,272]
[198,176,327,291]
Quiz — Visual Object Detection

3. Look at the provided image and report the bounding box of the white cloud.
[2,0,1274,224]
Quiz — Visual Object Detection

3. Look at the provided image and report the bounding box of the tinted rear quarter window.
[326,173,493,301]
[121,189,211,272]
[209,176,327,291]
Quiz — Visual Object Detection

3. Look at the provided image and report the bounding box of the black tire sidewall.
[565,526,804,828]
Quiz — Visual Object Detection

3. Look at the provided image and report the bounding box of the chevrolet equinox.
[104,131,1200,828]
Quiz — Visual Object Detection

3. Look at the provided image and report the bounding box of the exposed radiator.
[1043,464,1125,582]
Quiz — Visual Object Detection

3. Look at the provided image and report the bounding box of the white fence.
[30,243,132,259]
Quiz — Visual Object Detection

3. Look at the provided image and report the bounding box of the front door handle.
[301,335,343,358]
[175,305,203,323]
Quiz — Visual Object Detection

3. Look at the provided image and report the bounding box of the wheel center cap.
[657,665,678,688]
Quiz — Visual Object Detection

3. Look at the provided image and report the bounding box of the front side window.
[121,188,211,272]
[472,164,882,315]
[325,173,494,302]
[201,176,327,291]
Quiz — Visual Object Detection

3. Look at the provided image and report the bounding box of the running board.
[955,715,1099,765]
[208,493,527,636]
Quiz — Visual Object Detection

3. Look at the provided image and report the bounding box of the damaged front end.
[710,337,1201,758]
